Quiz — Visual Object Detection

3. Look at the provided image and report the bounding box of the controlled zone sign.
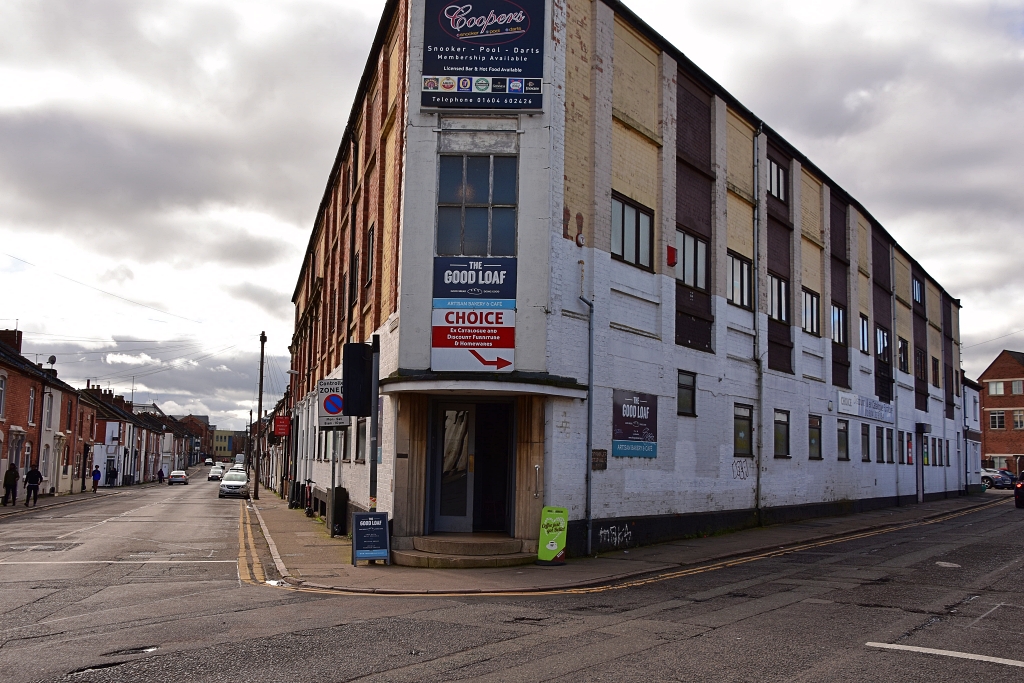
[317,379,350,429]
[431,308,514,372]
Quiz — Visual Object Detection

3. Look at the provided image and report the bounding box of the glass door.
[434,406,475,532]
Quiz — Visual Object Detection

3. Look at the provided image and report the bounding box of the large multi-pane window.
[1014,410,1024,430]
[912,277,923,304]
[897,338,909,373]
[677,371,696,416]
[989,381,1004,395]
[675,231,707,290]
[861,424,871,461]
[990,411,1005,429]
[802,290,820,336]
[1013,380,1023,395]
[886,428,894,463]
[774,410,790,457]
[876,426,885,463]
[728,254,752,309]
[734,404,753,456]
[611,196,653,269]
[837,420,849,461]
[808,415,822,459]
[437,155,517,257]
[768,158,786,201]
[915,348,927,381]
[831,304,847,345]
[768,275,788,323]
[932,357,941,388]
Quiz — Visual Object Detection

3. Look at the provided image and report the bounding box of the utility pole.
[254,330,266,501]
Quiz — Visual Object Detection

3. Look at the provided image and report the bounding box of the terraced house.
[287,0,967,561]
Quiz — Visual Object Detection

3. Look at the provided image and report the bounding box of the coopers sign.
[421,0,545,110]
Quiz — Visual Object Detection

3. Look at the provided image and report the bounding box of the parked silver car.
[218,471,249,499]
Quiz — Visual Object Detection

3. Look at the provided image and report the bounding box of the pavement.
[249,489,1013,595]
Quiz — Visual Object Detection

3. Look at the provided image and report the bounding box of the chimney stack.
[0,330,22,354]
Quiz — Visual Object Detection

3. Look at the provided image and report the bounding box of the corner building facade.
[288,0,967,557]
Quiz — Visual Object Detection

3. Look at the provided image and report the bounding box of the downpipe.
[753,123,764,525]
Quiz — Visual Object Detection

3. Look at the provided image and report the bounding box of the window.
[876,426,885,463]
[728,253,752,309]
[837,420,849,460]
[808,415,822,459]
[768,158,786,201]
[875,326,890,363]
[44,393,53,429]
[912,277,923,304]
[356,419,367,461]
[365,224,374,286]
[802,290,820,336]
[931,358,940,388]
[1014,410,1024,430]
[990,411,1005,429]
[677,371,696,416]
[42,444,50,475]
[675,231,708,290]
[915,348,927,382]
[1014,380,1024,395]
[768,275,788,323]
[611,196,653,268]
[774,410,790,457]
[28,387,36,424]
[437,155,517,257]
[932,437,939,466]
[898,431,905,464]
[897,338,909,373]
[859,315,870,353]
[0,375,5,418]
[861,424,871,461]
[66,399,73,433]
[989,381,1004,396]
[734,404,753,457]
[831,304,847,345]
[973,396,979,420]
[946,439,951,468]
[886,428,894,463]
[25,443,31,468]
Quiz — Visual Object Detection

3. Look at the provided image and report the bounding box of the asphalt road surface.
[1,476,1021,682]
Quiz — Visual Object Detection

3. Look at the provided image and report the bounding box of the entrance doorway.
[431,402,513,534]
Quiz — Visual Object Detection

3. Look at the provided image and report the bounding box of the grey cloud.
[224,282,291,320]
[98,265,135,284]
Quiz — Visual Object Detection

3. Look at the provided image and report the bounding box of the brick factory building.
[977,350,1024,476]
[286,0,968,560]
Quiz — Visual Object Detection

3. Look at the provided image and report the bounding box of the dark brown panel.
[871,231,891,290]
[873,284,892,335]
[829,197,848,261]
[832,342,850,389]
[767,217,791,277]
[676,162,712,239]
[676,76,711,169]
[831,256,848,306]
[768,341,793,374]
[675,313,713,353]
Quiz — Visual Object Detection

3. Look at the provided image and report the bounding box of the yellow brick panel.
[381,129,397,315]
[893,250,911,306]
[726,110,754,199]
[611,119,659,211]
[613,18,658,134]
[801,237,822,294]
[564,0,594,248]
[800,169,823,244]
[951,301,960,344]
[387,36,401,111]
[896,301,912,346]
[726,192,754,259]
[926,280,942,327]
[859,272,871,316]
[857,213,870,274]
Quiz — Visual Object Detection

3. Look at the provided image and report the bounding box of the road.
[1,475,1021,682]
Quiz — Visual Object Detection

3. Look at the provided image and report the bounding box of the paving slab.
[249,490,1011,595]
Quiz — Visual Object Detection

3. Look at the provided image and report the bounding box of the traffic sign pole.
[369,334,380,512]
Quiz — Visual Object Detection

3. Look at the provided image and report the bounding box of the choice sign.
[421,0,545,110]
[431,257,516,372]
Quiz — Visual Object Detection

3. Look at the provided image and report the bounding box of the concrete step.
[413,535,523,556]
[391,549,536,569]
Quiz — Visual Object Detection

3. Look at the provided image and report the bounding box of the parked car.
[168,470,189,486]
[1016,481,1023,508]
[208,467,224,481]
[204,458,214,466]
[981,468,1012,489]
[230,464,246,472]
[219,471,249,499]
[998,469,1018,484]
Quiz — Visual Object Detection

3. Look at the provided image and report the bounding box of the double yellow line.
[274,497,1010,598]
[237,502,265,584]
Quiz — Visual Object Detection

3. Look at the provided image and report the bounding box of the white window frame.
[768,274,788,323]
[989,381,1004,396]
[802,290,820,336]
[675,230,707,291]
[727,253,752,309]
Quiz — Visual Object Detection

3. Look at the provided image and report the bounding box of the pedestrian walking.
[109,467,118,487]
[92,465,102,493]
[24,464,42,507]
[2,462,17,506]
[157,468,164,484]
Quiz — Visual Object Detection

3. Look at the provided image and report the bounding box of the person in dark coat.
[24,464,42,507]
[2,463,17,506]
[156,468,164,484]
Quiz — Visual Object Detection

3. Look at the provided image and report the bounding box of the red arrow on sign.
[469,350,512,370]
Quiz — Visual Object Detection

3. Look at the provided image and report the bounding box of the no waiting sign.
[317,379,350,429]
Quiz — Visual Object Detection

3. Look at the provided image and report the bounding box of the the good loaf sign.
[612,390,658,458]
[421,0,545,110]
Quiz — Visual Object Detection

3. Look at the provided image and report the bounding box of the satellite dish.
[48,355,57,366]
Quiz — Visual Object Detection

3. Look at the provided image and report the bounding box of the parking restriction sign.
[317,379,350,429]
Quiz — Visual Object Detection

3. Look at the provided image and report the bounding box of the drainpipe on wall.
[890,245,900,505]
[753,123,764,524]
[579,261,595,556]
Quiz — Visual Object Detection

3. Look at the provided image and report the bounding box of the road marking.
[243,503,265,582]
[866,642,1024,668]
[0,560,237,564]
[237,504,252,584]
[968,602,1004,628]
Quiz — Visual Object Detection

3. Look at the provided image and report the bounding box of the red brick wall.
[978,350,1024,474]
[0,364,43,468]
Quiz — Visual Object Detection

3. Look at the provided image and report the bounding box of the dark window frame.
[912,277,923,304]
[808,415,822,460]
[876,426,885,463]
[831,304,847,346]
[768,274,789,323]
[861,423,871,462]
[734,404,753,457]
[897,337,909,373]
[675,229,708,292]
[875,325,890,364]
[611,194,654,271]
[677,371,697,417]
[931,357,941,388]
[802,289,820,336]
[727,252,753,310]
[436,154,519,257]
[859,315,870,354]
[774,410,790,458]
[837,419,849,461]
[768,158,787,202]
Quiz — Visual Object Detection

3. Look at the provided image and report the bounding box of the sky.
[1,0,1021,428]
